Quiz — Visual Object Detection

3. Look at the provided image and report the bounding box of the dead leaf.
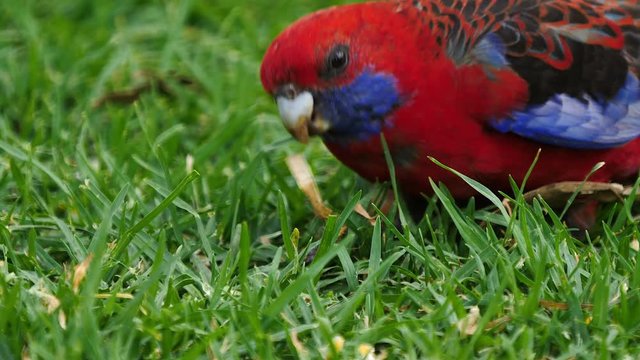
[457,306,480,336]
[73,254,94,293]
[35,290,60,313]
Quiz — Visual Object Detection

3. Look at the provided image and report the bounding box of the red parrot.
[260,0,640,199]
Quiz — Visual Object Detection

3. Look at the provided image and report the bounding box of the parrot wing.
[407,0,640,148]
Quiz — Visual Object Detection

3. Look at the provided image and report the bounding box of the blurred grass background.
[1,0,639,358]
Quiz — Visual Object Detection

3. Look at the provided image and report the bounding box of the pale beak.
[276,89,330,143]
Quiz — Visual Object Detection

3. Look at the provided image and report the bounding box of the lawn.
[1,0,640,358]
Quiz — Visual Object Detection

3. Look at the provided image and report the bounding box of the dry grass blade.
[355,203,376,225]
[521,181,635,208]
[286,154,333,219]
[95,293,134,299]
[92,73,198,108]
[285,154,379,226]
[539,299,593,311]
[485,316,512,331]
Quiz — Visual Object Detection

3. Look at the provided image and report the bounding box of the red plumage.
[261,0,640,198]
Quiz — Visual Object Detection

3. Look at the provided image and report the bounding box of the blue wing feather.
[491,73,640,149]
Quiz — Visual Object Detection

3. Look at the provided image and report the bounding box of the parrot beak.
[275,86,330,143]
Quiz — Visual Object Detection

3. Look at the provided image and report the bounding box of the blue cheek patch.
[314,70,401,141]
[491,73,640,149]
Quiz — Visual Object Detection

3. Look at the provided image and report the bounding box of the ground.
[1,0,639,358]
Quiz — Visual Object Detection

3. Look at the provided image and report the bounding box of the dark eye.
[321,44,349,79]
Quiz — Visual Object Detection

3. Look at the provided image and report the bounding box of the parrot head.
[260,3,434,144]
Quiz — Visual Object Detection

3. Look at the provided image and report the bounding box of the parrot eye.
[321,44,349,79]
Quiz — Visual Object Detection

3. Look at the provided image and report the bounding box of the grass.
[1,0,640,358]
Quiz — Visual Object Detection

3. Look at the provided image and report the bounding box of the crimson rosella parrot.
[260,0,640,199]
